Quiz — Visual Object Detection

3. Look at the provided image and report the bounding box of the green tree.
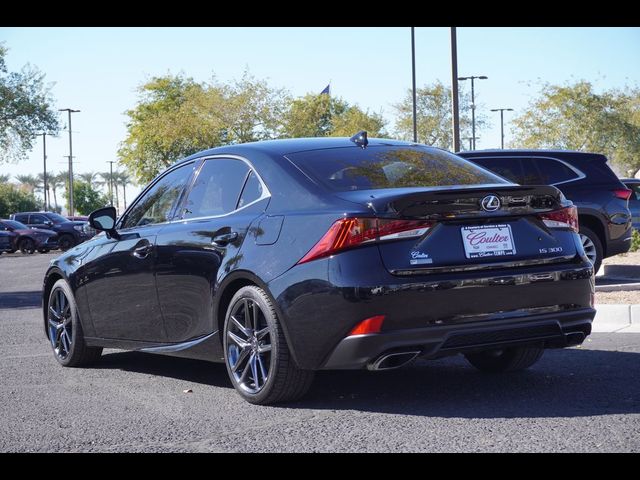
[0,173,10,183]
[509,81,640,172]
[15,174,41,195]
[0,44,60,164]
[63,181,109,215]
[0,182,38,217]
[118,72,289,184]
[393,81,483,150]
[282,94,386,138]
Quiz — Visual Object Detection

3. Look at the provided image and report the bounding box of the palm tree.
[117,171,134,210]
[49,172,66,212]
[15,174,42,195]
[78,172,99,184]
[98,172,114,206]
[37,173,51,210]
[0,174,10,184]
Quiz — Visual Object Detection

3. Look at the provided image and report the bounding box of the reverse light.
[613,188,632,201]
[539,205,579,233]
[297,217,432,264]
[349,315,386,336]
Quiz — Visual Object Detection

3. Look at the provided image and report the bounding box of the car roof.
[173,137,422,166]
[457,148,603,156]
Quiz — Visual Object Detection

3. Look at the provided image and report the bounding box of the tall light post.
[39,132,54,211]
[463,136,479,151]
[411,27,417,143]
[490,108,514,149]
[59,108,80,216]
[450,27,460,152]
[458,75,487,150]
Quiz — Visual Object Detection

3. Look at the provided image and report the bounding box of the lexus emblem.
[480,195,501,212]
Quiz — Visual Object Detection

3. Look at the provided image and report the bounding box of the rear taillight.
[539,205,579,233]
[613,188,632,200]
[349,315,386,336]
[297,217,432,264]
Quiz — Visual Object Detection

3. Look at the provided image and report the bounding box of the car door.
[154,156,270,343]
[27,213,52,230]
[81,161,197,342]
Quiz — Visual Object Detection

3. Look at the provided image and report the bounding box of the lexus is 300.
[42,135,595,404]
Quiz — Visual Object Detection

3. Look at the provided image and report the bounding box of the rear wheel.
[578,226,603,273]
[464,345,544,372]
[47,279,102,367]
[19,238,36,254]
[38,248,50,254]
[223,285,314,405]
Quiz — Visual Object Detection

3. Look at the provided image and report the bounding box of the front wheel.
[223,286,314,405]
[58,235,75,251]
[465,345,544,373]
[47,279,102,367]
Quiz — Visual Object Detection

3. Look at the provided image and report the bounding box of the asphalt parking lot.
[0,251,639,452]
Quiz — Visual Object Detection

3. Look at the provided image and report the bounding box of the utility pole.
[458,75,488,149]
[59,108,80,216]
[464,136,479,151]
[490,108,514,149]
[411,27,418,143]
[450,27,460,152]
[40,132,53,211]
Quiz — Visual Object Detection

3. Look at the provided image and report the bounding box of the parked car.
[620,178,640,230]
[0,219,58,253]
[0,231,11,254]
[66,215,89,222]
[10,212,93,251]
[42,136,595,405]
[457,150,633,272]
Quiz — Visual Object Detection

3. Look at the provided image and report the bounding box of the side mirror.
[45,220,53,226]
[88,207,120,239]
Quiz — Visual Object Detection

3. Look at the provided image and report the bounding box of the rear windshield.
[287,146,509,192]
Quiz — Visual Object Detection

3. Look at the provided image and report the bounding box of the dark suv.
[457,150,632,272]
[10,212,92,251]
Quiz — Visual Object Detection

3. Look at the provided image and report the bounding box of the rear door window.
[287,146,507,192]
[537,159,580,184]
[472,157,525,184]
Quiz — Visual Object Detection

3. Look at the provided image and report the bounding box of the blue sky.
[1,27,639,201]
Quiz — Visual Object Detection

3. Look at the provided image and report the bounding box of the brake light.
[613,188,632,200]
[297,217,432,264]
[349,315,386,336]
[539,205,579,233]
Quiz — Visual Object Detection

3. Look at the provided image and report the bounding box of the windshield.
[3,220,28,229]
[286,146,509,192]
[46,213,69,223]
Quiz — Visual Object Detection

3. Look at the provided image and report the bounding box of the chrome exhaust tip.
[367,351,421,371]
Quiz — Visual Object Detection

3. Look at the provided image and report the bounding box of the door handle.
[132,242,153,259]
[212,231,238,247]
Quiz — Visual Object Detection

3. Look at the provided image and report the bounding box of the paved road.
[1,252,639,452]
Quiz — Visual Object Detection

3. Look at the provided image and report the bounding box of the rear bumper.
[322,307,594,369]
[268,247,595,370]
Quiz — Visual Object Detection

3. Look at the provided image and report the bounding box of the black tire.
[19,238,36,254]
[223,285,314,405]
[464,344,544,373]
[578,226,603,274]
[58,234,75,251]
[47,279,102,367]
[38,248,50,254]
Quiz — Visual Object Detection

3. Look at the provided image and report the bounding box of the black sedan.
[42,135,595,404]
[0,219,58,254]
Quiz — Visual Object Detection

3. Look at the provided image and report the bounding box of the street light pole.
[458,75,488,150]
[450,27,460,152]
[59,108,80,216]
[40,132,53,211]
[411,27,417,143]
[490,108,514,149]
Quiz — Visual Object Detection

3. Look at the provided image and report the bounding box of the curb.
[595,281,640,292]
[592,304,640,333]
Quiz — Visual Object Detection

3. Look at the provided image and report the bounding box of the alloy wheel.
[226,298,272,394]
[20,238,35,254]
[579,233,597,265]
[48,288,73,360]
